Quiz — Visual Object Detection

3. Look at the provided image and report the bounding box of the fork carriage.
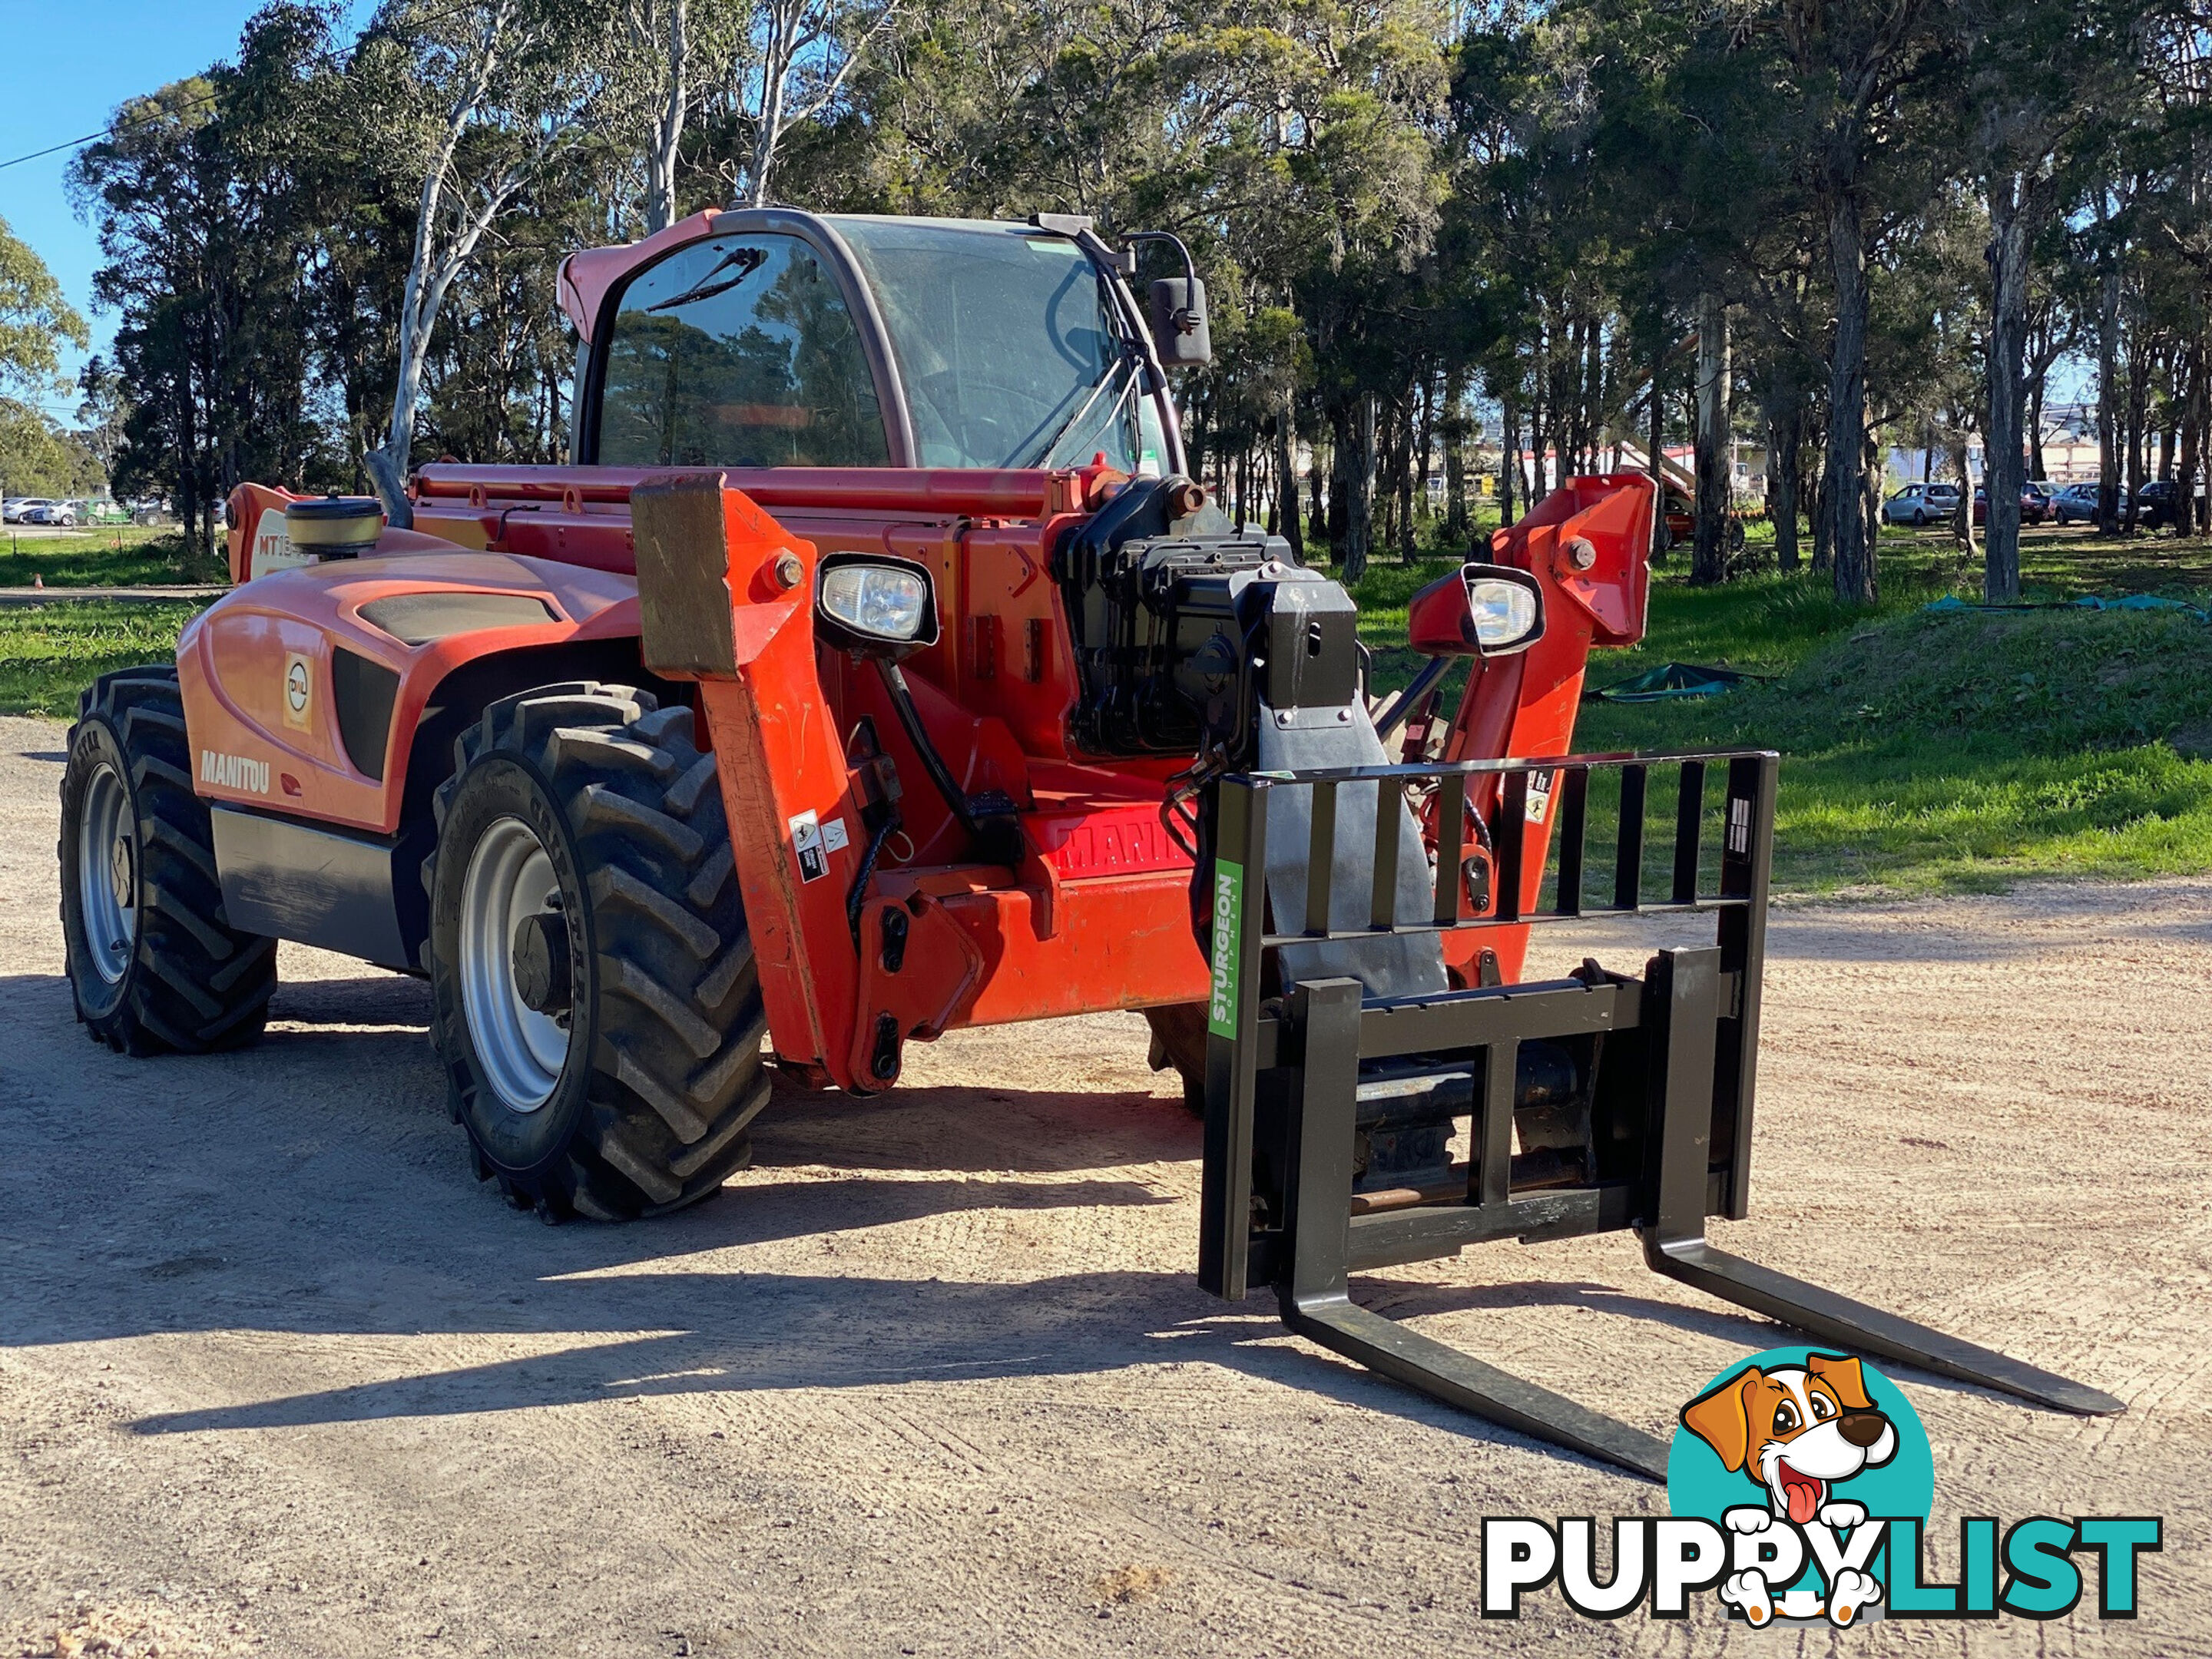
[1196,747,2121,1479]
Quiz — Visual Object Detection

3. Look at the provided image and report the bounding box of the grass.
[0,527,225,588]
[1342,523,2212,896]
[0,601,204,719]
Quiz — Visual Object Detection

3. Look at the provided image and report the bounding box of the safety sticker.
[790,810,828,882]
[821,816,850,853]
[1525,768,1557,825]
[283,651,313,731]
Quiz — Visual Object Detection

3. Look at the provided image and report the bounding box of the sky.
[0,0,369,414]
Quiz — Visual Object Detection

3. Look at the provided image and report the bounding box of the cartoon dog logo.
[1680,1353,1898,1627]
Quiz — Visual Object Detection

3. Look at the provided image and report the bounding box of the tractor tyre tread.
[428,680,767,1222]
[59,667,276,1055]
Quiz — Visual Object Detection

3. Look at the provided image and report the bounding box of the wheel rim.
[78,761,135,985]
[459,816,570,1112]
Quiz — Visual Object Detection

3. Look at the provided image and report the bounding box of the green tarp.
[1585,662,1755,703]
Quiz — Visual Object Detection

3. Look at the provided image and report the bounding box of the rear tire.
[58,667,277,1054]
[426,681,768,1221]
[1144,1003,1208,1115]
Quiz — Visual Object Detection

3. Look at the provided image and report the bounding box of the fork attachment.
[1197,753,2121,1482]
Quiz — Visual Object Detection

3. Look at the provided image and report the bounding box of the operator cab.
[567,211,1179,480]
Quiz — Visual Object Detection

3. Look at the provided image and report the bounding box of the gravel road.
[1,714,2205,1657]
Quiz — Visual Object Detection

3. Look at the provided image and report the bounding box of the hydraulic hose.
[873,657,1025,866]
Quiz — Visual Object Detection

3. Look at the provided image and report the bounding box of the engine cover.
[1055,477,1312,757]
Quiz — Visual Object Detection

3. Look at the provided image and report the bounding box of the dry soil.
[0,714,2205,1657]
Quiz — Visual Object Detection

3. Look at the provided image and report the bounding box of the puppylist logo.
[1482,1348,2161,1627]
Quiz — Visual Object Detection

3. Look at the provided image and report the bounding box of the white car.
[1883,482,1961,526]
[5,498,55,525]
[23,500,80,527]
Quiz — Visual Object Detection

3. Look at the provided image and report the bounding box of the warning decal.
[790,810,828,882]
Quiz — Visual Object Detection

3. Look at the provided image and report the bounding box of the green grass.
[0,601,203,719]
[0,528,224,588]
[1340,524,2212,896]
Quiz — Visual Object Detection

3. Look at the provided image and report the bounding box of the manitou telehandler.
[58,209,2118,1475]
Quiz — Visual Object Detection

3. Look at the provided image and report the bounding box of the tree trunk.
[1326,409,1349,553]
[1442,368,1469,544]
[1984,171,2031,604]
[1276,397,1304,562]
[1821,189,1876,604]
[1768,396,1802,572]
[2179,337,2206,538]
[2097,230,2122,531]
[1811,463,1832,575]
[643,0,689,233]
[1692,292,1731,584]
[1863,428,1884,557]
[2028,376,2048,482]
[1952,437,1976,557]
[1500,396,1520,526]
[1341,395,1376,584]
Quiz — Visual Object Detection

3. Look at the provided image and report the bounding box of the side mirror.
[1147,277,1211,367]
[815,552,940,660]
[1406,562,1545,657]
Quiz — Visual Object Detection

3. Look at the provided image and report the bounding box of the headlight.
[1467,578,1540,648]
[814,553,940,657]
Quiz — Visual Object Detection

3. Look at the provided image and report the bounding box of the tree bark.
[1692,292,1732,584]
[1276,396,1304,562]
[1500,395,1520,527]
[2097,219,2121,531]
[1768,395,1802,572]
[1821,190,1876,604]
[1983,171,2031,603]
[1341,394,1376,583]
[1951,436,1976,557]
[641,0,689,233]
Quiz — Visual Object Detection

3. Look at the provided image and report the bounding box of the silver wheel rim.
[459,816,569,1112]
[78,760,135,985]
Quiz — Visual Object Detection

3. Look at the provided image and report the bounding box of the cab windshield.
[830,217,1167,475]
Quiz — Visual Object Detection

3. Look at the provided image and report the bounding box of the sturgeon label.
[1207,859,1244,1038]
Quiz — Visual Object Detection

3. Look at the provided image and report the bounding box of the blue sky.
[0,1,369,411]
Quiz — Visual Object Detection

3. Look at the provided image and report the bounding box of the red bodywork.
[203,469,1652,1092]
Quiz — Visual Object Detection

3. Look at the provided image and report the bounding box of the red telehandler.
[57,208,2118,1475]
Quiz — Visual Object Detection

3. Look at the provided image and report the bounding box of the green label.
[1207,859,1245,1038]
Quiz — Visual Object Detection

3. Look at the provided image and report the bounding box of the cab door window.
[596,233,889,468]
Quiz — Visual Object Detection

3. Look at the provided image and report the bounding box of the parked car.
[79,498,131,526]
[1883,482,1962,525]
[1972,485,2051,527]
[2052,482,2100,524]
[2,498,34,524]
[2135,480,2181,530]
[23,500,80,527]
[5,497,57,525]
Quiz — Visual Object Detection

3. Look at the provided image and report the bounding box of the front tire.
[426,682,769,1221]
[59,667,277,1053]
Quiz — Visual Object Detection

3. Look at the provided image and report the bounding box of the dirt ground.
[1,712,2207,1657]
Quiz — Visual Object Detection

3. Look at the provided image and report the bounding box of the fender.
[180,544,645,836]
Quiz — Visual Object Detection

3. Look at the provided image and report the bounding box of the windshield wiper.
[647,247,767,313]
[1025,355,1137,469]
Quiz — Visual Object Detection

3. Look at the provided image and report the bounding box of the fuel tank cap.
[283,494,385,557]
